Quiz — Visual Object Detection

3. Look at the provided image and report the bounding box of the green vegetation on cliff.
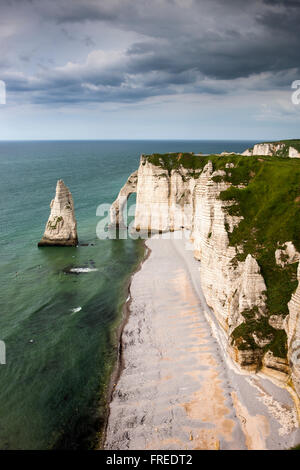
[144,152,206,176]
[219,156,300,310]
[231,308,288,358]
[219,154,300,357]
[48,215,63,230]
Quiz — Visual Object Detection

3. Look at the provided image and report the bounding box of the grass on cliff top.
[144,152,207,175]
[144,152,263,177]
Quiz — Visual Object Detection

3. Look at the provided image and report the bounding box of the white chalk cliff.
[111,152,300,397]
[134,155,196,232]
[191,163,268,369]
[191,164,292,375]
[38,179,78,246]
[243,142,300,158]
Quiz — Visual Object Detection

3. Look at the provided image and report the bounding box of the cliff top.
[142,149,300,175]
[143,139,300,169]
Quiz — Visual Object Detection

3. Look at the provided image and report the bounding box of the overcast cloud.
[0,0,299,139]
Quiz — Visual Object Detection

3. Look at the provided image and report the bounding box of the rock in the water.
[38,179,78,247]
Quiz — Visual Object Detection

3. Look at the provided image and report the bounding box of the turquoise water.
[0,140,255,449]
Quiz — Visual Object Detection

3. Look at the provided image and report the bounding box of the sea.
[0,139,256,449]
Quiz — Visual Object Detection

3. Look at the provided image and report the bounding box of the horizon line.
[0,138,292,143]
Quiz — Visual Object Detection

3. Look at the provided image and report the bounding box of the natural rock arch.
[110,170,138,227]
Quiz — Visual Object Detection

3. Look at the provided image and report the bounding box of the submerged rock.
[38,179,78,247]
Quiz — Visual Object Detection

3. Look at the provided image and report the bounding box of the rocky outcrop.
[289,147,300,158]
[275,242,300,267]
[110,171,138,227]
[239,255,267,314]
[262,350,290,376]
[230,347,264,370]
[269,315,285,330]
[38,180,78,247]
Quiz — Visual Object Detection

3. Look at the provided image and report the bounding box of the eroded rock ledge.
[38,179,78,247]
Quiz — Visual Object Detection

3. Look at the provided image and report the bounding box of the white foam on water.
[69,268,98,273]
[70,307,82,314]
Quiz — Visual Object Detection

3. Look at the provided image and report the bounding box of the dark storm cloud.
[263,0,300,6]
[2,0,300,105]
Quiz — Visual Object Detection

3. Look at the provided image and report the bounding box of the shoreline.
[104,233,300,450]
[99,241,151,449]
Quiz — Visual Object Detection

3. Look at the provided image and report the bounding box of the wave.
[70,307,82,314]
[69,268,98,273]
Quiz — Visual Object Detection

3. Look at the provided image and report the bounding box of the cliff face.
[134,155,196,232]
[111,150,300,393]
[192,162,241,329]
[38,179,78,247]
[192,162,268,370]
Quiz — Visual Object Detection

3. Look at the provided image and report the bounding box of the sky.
[0,0,300,140]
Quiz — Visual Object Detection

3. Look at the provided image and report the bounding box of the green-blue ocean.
[0,140,255,449]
